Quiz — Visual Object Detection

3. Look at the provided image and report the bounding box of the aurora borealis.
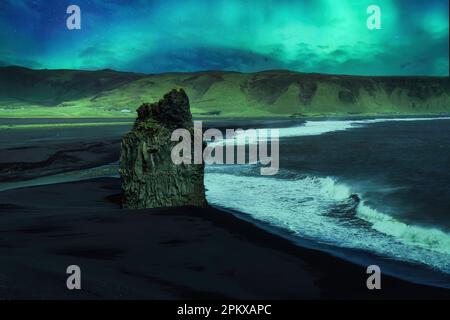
[0,0,448,76]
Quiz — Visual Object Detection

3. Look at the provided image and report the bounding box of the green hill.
[0,66,448,118]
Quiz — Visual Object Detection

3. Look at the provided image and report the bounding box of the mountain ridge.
[0,66,448,118]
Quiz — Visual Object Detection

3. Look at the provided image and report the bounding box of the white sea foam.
[205,117,450,273]
[356,203,450,255]
[205,172,450,273]
[280,117,450,138]
[210,117,450,147]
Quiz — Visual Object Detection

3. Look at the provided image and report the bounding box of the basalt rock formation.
[119,89,207,209]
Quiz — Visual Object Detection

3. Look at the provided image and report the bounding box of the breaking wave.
[205,172,450,274]
[205,116,450,276]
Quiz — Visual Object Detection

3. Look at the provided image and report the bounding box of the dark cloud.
[79,46,114,58]
[125,47,289,74]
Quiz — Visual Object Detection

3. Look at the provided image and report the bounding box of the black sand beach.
[1,122,450,299]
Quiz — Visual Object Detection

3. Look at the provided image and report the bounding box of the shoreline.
[0,177,449,299]
[215,204,450,291]
[198,203,450,299]
[0,112,449,121]
[1,114,450,131]
[2,161,450,292]
[1,119,450,299]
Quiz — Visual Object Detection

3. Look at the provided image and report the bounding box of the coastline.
[0,112,449,120]
[0,177,449,299]
[1,113,449,131]
[1,118,450,299]
[215,204,450,291]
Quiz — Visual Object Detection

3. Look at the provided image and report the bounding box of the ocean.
[2,116,450,289]
[205,117,450,288]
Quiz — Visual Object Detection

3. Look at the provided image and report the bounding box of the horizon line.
[1,64,449,78]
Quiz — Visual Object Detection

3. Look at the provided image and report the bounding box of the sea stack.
[119,89,207,209]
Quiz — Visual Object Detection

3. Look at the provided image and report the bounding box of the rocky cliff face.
[119,89,207,209]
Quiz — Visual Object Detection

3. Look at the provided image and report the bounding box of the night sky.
[0,0,448,75]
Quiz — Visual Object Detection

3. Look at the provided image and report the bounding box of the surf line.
[170,121,279,175]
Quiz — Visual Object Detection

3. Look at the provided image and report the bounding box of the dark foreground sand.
[0,123,450,299]
[0,177,449,299]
